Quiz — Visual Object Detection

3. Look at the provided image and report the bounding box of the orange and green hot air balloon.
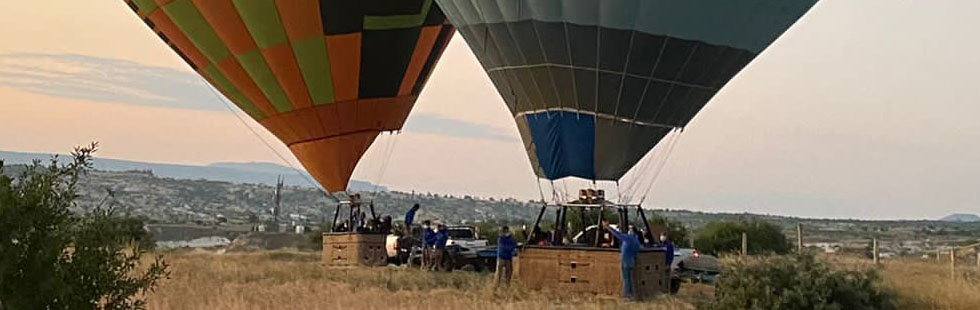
[124,0,454,192]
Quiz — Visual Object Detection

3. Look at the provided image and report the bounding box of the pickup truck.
[395,225,494,271]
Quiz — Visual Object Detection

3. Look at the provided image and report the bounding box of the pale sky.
[1,1,978,220]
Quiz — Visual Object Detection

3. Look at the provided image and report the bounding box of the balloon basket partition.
[515,246,668,299]
[322,232,388,267]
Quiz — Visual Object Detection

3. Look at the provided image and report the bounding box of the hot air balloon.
[436,0,816,297]
[437,0,815,183]
[123,0,454,193]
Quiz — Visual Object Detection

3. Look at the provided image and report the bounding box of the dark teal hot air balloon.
[437,0,816,181]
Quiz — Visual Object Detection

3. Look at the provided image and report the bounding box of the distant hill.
[0,150,383,191]
[939,213,980,222]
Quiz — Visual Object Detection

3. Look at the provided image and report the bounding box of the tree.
[703,254,895,310]
[694,221,791,255]
[0,143,168,310]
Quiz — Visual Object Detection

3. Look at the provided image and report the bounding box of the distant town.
[3,151,979,258]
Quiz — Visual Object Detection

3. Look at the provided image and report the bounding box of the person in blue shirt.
[659,233,675,270]
[421,220,435,270]
[404,203,420,229]
[605,221,640,300]
[495,226,518,287]
[432,224,449,271]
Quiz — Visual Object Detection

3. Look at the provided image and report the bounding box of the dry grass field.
[827,255,980,310]
[145,250,705,310]
[145,251,979,310]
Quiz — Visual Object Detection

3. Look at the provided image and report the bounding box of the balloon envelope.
[437,0,816,181]
[124,0,454,192]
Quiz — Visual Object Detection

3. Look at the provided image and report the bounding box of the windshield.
[447,229,475,239]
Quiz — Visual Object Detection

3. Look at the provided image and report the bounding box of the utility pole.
[273,176,283,226]
[741,232,748,257]
[872,238,879,265]
[796,223,803,254]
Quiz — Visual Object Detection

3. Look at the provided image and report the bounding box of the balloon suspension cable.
[638,129,684,206]
[199,76,339,203]
[549,180,560,204]
[623,130,674,204]
[367,132,400,202]
[621,127,679,203]
[535,177,547,204]
[616,180,622,204]
[562,179,572,203]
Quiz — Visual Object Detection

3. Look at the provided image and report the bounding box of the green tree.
[702,254,895,310]
[0,144,168,310]
[694,221,791,255]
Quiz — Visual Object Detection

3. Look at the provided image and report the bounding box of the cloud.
[0,53,223,111]
[0,52,516,142]
[404,113,517,142]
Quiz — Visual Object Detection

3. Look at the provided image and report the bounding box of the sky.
[1,1,979,220]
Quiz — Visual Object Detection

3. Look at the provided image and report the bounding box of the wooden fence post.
[950,249,956,280]
[796,223,803,254]
[976,245,980,269]
[937,248,941,263]
[741,232,748,257]
[872,238,879,265]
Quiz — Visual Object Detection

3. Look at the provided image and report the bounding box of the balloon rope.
[535,177,547,203]
[549,180,560,204]
[562,179,571,203]
[616,180,622,204]
[199,76,339,203]
[623,129,677,203]
[368,132,399,202]
[625,131,673,203]
[620,132,667,203]
[638,130,683,206]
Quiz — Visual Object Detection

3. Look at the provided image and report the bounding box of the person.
[379,215,392,234]
[365,217,379,232]
[496,226,517,287]
[642,231,656,247]
[404,203,420,229]
[548,224,563,246]
[605,221,640,300]
[531,225,547,246]
[421,220,435,270]
[358,212,367,231]
[432,224,449,271]
[599,230,615,248]
[544,227,556,246]
[660,233,675,269]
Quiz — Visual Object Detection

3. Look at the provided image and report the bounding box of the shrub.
[0,144,168,310]
[695,221,791,255]
[702,254,896,310]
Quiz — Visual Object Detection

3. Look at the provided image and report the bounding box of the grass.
[826,255,980,310]
[145,250,701,310]
[144,251,980,309]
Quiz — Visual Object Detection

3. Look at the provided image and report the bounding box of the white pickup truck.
[395,225,494,271]
[446,226,489,249]
[445,226,494,271]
